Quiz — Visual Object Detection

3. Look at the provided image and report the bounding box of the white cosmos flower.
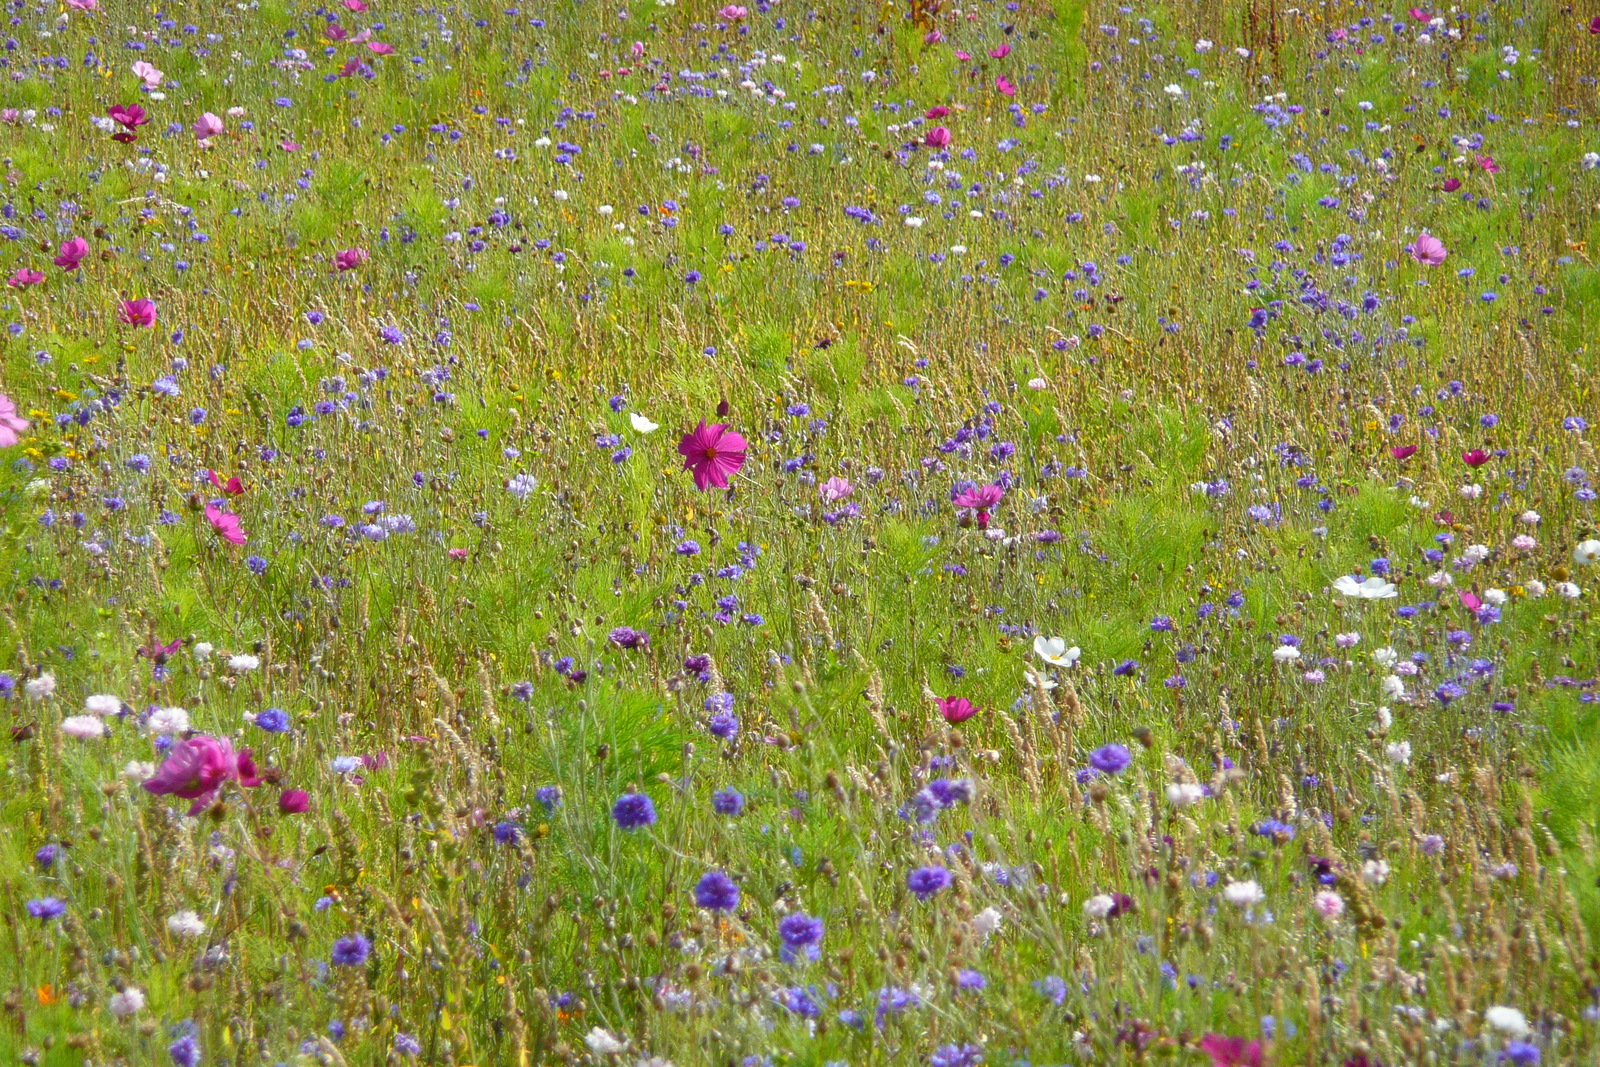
[1333,575,1398,599]
[629,412,659,434]
[1194,38,1213,52]
[1023,667,1058,691]
[167,911,207,938]
[85,694,123,716]
[1163,83,1184,98]
[1573,539,1600,566]
[1459,483,1482,499]
[1223,880,1264,906]
[1032,636,1081,667]
[1484,1006,1530,1038]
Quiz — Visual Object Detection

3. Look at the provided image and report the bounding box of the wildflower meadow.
[3,0,1600,1064]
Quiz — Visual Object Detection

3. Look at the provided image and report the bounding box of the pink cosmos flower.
[995,75,1017,95]
[108,103,148,130]
[119,298,157,327]
[142,735,261,815]
[1390,445,1418,460]
[54,237,89,271]
[1199,1034,1264,1067]
[924,126,951,149]
[366,40,395,55]
[448,547,469,560]
[279,140,301,152]
[131,61,163,87]
[326,23,349,40]
[954,484,1004,511]
[717,4,747,18]
[1461,448,1488,467]
[1442,177,1462,192]
[343,0,367,10]
[631,41,646,58]
[64,0,97,8]
[1408,7,1428,18]
[677,420,748,491]
[7,268,43,288]
[194,112,224,141]
[1591,16,1600,34]
[936,696,977,723]
[819,476,854,502]
[926,105,950,119]
[204,504,247,546]
[1459,591,1483,612]
[955,50,972,60]
[1477,155,1499,173]
[1406,232,1447,266]
[278,789,310,814]
[207,470,245,496]
[989,43,1011,58]
[334,247,369,271]
[0,393,30,447]
[923,29,943,44]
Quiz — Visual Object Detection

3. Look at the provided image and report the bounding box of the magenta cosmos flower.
[204,504,247,545]
[677,420,747,491]
[924,126,951,149]
[334,247,369,271]
[143,735,262,814]
[1406,232,1447,266]
[54,237,89,271]
[119,298,157,327]
[7,268,43,289]
[0,393,30,447]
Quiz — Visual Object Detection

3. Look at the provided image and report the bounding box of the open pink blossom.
[54,236,89,271]
[936,696,977,724]
[131,61,163,87]
[204,504,247,545]
[194,112,224,141]
[717,4,747,18]
[366,40,395,55]
[819,476,854,502]
[207,470,245,496]
[677,420,747,491]
[1408,7,1429,19]
[1198,1034,1263,1067]
[334,247,369,271]
[7,268,43,288]
[119,298,157,327]
[995,75,1016,96]
[1477,154,1499,173]
[924,126,951,149]
[64,0,97,8]
[108,103,149,130]
[1406,232,1447,266]
[142,735,261,815]
[0,393,30,447]
[343,0,368,10]
[989,43,1011,58]
[926,106,950,119]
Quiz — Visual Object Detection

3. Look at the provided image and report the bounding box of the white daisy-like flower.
[1333,575,1398,599]
[629,412,659,434]
[1032,636,1081,667]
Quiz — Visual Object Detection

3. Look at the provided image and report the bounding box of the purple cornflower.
[711,788,746,816]
[907,865,952,899]
[778,912,824,962]
[1088,743,1132,775]
[611,792,656,830]
[26,897,66,920]
[608,626,649,650]
[694,870,740,911]
[330,933,371,966]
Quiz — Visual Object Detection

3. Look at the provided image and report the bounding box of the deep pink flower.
[107,103,148,130]
[923,29,943,44]
[926,105,950,119]
[1408,7,1428,18]
[955,50,972,60]
[989,43,1011,58]
[194,112,224,141]
[204,504,247,545]
[325,23,349,40]
[677,420,747,491]
[1591,16,1600,34]
[924,126,951,149]
[995,75,1017,96]
[1406,232,1447,266]
[334,247,369,271]
[54,237,89,271]
[954,484,1004,512]
[1199,1034,1264,1067]
[6,268,43,288]
[1442,177,1461,192]
[1477,155,1499,174]
[118,298,156,327]
[936,696,977,724]
[0,393,30,447]
[366,40,395,55]
[1459,590,1483,612]
[207,469,245,496]
[343,0,367,9]
[1461,448,1488,467]
[142,736,258,815]
[278,789,310,814]
[1389,445,1418,460]
[717,4,747,18]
